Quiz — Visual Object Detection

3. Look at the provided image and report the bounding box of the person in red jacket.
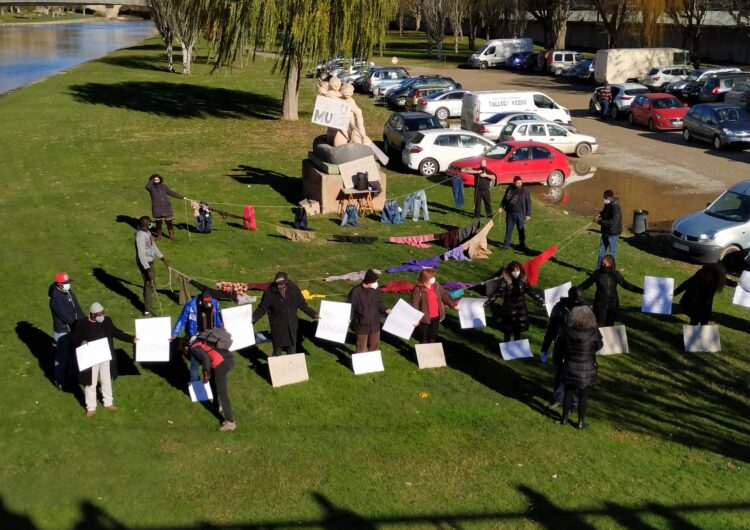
[190,328,236,432]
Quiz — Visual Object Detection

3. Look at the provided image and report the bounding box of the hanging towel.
[331,235,378,244]
[521,245,558,286]
[442,246,470,262]
[301,289,326,300]
[379,280,415,293]
[388,234,436,248]
[325,271,367,282]
[386,255,440,273]
[452,176,464,209]
[243,205,256,231]
[380,199,404,224]
[461,219,493,259]
[276,226,316,242]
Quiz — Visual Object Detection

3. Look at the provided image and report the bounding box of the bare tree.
[422,0,447,57]
[147,0,175,72]
[666,0,710,62]
[445,0,468,52]
[591,0,634,48]
[720,0,750,27]
[398,0,422,35]
[527,0,571,49]
[504,0,528,38]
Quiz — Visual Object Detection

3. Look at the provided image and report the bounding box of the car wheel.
[418,158,439,176]
[610,105,619,119]
[721,245,743,274]
[398,97,406,107]
[628,112,635,125]
[648,119,655,131]
[480,61,488,70]
[682,128,692,142]
[435,107,450,120]
[713,135,723,150]
[547,170,565,187]
[575,143,592,157]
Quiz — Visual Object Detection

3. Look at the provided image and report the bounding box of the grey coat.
[146,180,183,218]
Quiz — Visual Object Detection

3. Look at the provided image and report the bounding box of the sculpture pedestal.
[302,158,386,215]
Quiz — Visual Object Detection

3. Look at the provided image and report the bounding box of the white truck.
[468,38,533,69]
[594,48,689,84]
[461,91,571,130]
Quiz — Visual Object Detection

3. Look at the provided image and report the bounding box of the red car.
[446,141,571,187]
[628,93,688,131]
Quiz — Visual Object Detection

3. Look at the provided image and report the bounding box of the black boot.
[577,421,588,430]
[559,415,568,426]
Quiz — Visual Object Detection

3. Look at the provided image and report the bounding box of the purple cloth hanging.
[441,281,479,290]
[386,255,440,273]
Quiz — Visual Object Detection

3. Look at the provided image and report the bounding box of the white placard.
[311,95,350,130]
[315,300,351,344]
[188,381,213,402]
[268,353,310,387]
[382,299,424,340]
[642,276,674,315]
[352,350,385,374]
[415,343,446,369]
[221,305,255,350]
[544,282,572,317]
[732,271,750,307]
[499,339,533,360]
[75,338,112,371]
[135,316,171,362]
[597,326,629,355]
[683,325,721,353]
[458,298,487,329]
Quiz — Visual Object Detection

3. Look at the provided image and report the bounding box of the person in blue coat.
[172,287,225,382]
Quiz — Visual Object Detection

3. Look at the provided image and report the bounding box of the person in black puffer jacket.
[485,261,544,342]
[578,254,643,327]
[595,190,622,269]
[559,306,603,430]
[673,262,726,325]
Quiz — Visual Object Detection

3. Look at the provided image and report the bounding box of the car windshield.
[426,90,448,100]
[476,44,489,54]
[652,97,682,109]
[484,144,511,159]
[485,113,514,124]
[625,88,649,96]
[706,191,750,222]
[686,71,702,81]
[716,107,750,122]
[404,116,442,131]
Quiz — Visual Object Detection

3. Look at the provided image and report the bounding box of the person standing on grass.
[540,286,585,409]
[595,189,622,269]
[598,82,612,118]
[578,255,643,327]
[464,159,497,218]
[673,262,727,325]
[145,174,184,240]
[347,269,390,353]
[499,176,531,250]
[252,272,319,356]
[484,261,544,343]
[135,215,170,318]
[190,328,236,432]
[559,306,603,430]
[72,302,135,417]
[172,289,225,382]
[48,271,84,391]
[410,269,458,344]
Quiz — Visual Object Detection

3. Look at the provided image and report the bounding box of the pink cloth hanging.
[388,234,436,248]
[243,205,256,231]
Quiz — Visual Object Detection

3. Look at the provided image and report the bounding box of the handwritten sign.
[269,353,309,387]
[315,300,351,344]
[382,299,423,340]
[221,305,255,350]
[311,95,350,130]
[75,338,111,371]
[135,316,171,362]
[415,343,446,369]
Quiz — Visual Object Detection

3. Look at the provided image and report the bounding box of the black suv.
[385,76,461,109]
[699,72,750,103]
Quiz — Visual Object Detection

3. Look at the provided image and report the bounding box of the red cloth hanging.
[243,205,256,231]
[521,245,558,286]
[379,280,415,294]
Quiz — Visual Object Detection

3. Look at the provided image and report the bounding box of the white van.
[469,38,533,69]
[461,91,571,130]
[595,48,689,84]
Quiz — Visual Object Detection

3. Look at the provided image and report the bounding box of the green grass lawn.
[1,37,749,530]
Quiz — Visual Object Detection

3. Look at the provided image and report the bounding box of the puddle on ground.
[531,164,718,232]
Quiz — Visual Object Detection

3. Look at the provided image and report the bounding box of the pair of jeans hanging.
[380,199,403,224]
[452,176,464,209]
[403,190,429,221]
[341,204,359,227]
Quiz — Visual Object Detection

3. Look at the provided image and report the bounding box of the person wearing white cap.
[72,302,135,417]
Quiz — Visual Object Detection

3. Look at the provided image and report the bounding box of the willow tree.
[148,0,175,72]
[207,0,397,120]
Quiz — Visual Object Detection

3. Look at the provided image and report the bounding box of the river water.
[0,19,156,94]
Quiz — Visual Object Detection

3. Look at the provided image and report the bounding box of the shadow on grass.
[93,267,143,313]
[69,82,280,120]
[228,165,302,205]
[97,54,170,72]
[6,488,749,529]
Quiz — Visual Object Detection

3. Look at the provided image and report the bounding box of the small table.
[338,188,375,216]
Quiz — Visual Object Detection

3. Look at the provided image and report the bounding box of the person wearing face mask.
[145,174,184,240]
[48,271,84,390]
[595,189,622,269]
[410,269,458,344]
[499,176,531,250]
[485,261,544,343]
[347,269,390,353]
[72,302,136,417]
[252,272,319,356]
[135,215,170,317]
[578,254,644,327]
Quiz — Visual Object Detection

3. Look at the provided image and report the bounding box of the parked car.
[360,67,409,94]
[547,50,585,76]
[589,83,649,118]
[506,51,535,69]
[671,179,750,263]
[499,120,598,157]
[628,93,688,131]
[723,83,750,110]
[699,72,750,103]
[446,141,571,187]
[642,65,694,92]
[375,76,417,102]
[385,76,461,109]
[382,111,445,156]
[473,111,578,141]
[522,52,541,71]
[416,90,470,120]
[406,85,461,111]
[562,59,594,82]
[674,67,742,101]
[402,130,495,176]
[468,38,533,69]
[682,103,750,150]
